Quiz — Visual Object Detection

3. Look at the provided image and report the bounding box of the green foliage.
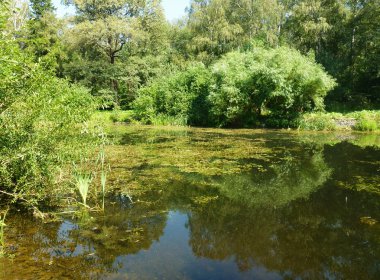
[150,114,188,126]
[298,113,339,131]
[63,0,169,107]
[354,119,377,132]
[74,172,92,206]
[133,63,212,126]
[187,0,243,63]
[0,209,7,257]
[24,12,65,73]
[297,110,380,131]
[283,0,380,109]
[0,28,96,204]
[109,110,134,123]
[29,0,54,19]
[209,47,336,126]
[133,47,336,128]
[32,0,380,114]
[351,111,380,131]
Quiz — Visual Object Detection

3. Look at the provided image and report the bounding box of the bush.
[133,47,336,128]
[150,114,188,126]
[297,110,380,131]
[209,47,336,126]
[0,34,96,204]
[133,63,213,126]
[349,111,380,131]
[354,118,378,131]
[298,113,339,131]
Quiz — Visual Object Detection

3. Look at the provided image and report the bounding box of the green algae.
[100,124,380,208]
[1,123,380,279]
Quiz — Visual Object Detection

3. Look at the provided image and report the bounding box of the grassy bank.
[298,110,380,131]
[93,110,380,132]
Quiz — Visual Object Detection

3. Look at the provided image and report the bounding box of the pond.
[1,125,380,279]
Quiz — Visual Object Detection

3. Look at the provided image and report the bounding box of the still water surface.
[1,126,379,279]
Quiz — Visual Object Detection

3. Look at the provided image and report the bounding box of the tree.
[64,0,169,107]
[22,0,65,74]
[283,0,332,55]
[7,0,29,34]
[186,0,242,63]
[29,0,54,19]
[228,0,283,46]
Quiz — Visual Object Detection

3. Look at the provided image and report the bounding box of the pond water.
[1,125,380,279]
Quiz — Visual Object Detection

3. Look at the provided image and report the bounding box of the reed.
[98,141,109,210]
[0,209,8,256]
[100,170,107,210]
[75,173,92,206]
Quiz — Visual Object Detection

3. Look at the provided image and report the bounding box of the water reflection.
[1,126,379,279]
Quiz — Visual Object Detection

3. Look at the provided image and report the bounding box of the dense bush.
[133,47,336,127]
[133,63,212,126]
[0,35,96,204]
[209,47,336,126]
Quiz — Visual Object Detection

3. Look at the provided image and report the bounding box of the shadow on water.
[1,126,380,279]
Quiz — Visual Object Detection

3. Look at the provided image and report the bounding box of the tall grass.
[100,171,107,210]
[298,110,380,131]
[97,131,110,210]
[151,114,188,126]
[98,147,108,210]
[0,209,8,257]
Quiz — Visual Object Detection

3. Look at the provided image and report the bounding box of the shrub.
[150,114,188,126]
[0,33,96,204]
[354,118,378,131]
[133,47,336,128]
[133,63,213,126]
[349,111,380,131]
[209,47,336,126]
[298,113,339,131]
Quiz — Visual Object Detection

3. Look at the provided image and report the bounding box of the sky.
[52,0,190,22]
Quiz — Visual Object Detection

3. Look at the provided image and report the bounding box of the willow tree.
[187,0,243,63]
[66,0,143,65]
[228,0,283,46]
[64,0,169,107]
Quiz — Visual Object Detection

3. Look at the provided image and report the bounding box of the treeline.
[5,0,379,114]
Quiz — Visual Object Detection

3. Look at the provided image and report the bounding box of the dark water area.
[1,126,380,279]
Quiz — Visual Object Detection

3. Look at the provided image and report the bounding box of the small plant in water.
[74,173,92,207]
[97,132,112,210]
[0,209,8,257]
[100,168,107,209]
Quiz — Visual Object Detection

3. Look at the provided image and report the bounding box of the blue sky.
[52,0,189,21]
[161,0,189,21]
